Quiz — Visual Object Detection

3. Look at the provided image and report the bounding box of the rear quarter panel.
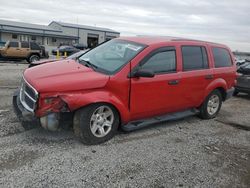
[207,44,237,90]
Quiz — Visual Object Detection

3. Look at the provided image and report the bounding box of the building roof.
[0,19,59,32]
[50,21,120,34]
[0,19,78,39]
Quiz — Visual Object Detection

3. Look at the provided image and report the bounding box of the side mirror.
[132,69,155,78]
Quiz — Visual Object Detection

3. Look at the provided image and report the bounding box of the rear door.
[130,46,184,120]
[179,45,213,108]
[19,42,30,57]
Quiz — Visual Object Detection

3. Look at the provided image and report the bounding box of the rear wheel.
[28,54,40,63]
[199,90,222,119]
[73,104,119,145]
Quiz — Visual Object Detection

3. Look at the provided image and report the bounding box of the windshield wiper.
[78,59,98,70]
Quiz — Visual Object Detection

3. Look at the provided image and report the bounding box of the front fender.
[60,90,130,123]
[205,78,227,97]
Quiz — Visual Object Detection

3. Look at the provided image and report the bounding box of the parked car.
[234,61,250,95]
[29,50,88,68]
[0,41,45,63]
[73,43,88,50]
[52,45,80,56]
[13,37,236,145]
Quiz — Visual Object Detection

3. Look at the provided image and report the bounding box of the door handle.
[16,49,20,50]
[168,80,179,85]
[205,75,214,80]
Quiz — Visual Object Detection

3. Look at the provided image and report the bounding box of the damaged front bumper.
[13,90,40,127]
[13,90,72,131]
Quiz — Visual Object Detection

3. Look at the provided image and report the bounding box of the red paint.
[23,37,236,124]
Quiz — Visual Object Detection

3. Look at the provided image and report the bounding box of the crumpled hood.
[24,59,109,93]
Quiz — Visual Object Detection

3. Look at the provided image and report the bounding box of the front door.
[4,41,20,57]
[130,47,183,120]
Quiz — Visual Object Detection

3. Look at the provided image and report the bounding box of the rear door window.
[182,46,209,71]
[212,47,232,68]
[21,42,29,48]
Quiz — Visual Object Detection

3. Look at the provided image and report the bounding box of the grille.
[20,78,38,112]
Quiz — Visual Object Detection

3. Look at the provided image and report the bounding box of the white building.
[49,21,120,48]
[0,19,120,50]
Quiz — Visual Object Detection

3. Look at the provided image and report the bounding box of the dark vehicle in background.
[234,61,250,96]
[73,43,88,50]
[29,50,88,68]
[52,45,80,56]
[0,41,47,63]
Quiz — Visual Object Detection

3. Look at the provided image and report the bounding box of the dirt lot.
[0,62,250,188]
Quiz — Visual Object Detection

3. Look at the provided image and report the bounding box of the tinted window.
[213,47,232,68]
[9,42,19,48]
[30,42,41,50]
[21,42,29,48]
[182,46,209,71]
[142,50,176,73]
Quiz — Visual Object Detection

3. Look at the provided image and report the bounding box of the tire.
[73,103,119,145]
[28,54,40,63]
[199,90,222,119]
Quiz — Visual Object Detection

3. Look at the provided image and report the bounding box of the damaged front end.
[13,78,73,131]
[37,95,72,131]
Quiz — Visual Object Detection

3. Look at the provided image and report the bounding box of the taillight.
[236,72,242,78]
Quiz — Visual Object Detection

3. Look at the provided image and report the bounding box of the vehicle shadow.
[234,93,250,100]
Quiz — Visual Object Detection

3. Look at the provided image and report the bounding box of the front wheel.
[73,104,119,145]
[199,90,222,119]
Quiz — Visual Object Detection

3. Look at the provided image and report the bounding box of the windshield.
[78,39,145,74]
[66,50,87,59]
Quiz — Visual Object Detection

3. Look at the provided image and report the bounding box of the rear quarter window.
[30,42,41,50]
[212,47,232,68]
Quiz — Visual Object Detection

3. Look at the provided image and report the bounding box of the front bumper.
[235,86,250,94]
[13,90,39,124]
[13,90,72,131]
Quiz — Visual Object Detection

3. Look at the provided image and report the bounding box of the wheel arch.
[28,53,41,59]
[59,91,130,124]
[204,78,227,101]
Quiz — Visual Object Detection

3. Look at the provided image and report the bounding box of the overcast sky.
[0,0,249,51]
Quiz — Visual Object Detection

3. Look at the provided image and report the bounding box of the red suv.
[13,37,236,144]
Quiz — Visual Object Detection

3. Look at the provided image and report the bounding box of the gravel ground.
[0,62,250,188]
